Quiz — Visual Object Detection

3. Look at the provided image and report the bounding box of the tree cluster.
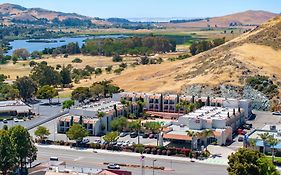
[246,75,279,99]
[71,80,122,103]
[81,36,176,56]
[190,38,225,55]
[0,125,37,175]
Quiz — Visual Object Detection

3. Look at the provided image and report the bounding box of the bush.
[72,58,82,63]
[112,55,123,62]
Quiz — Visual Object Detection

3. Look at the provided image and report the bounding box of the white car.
[93,139,102,144]
[107,163,120,169]
[13,118,19,122]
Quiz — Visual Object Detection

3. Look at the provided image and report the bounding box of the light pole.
[140,154,145,175]
[152,159,157,175]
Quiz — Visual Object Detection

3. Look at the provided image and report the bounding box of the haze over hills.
[165,10,278,28]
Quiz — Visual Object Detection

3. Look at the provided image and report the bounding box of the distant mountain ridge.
[164,10,278,28]
[0,3,110,26]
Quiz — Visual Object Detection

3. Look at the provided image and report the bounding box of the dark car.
[154,134,159,139]
[130,132,138,138]
[119,132,128,137]
[238,136,244,142]
[142,133,149,138]
[272,112,281,116]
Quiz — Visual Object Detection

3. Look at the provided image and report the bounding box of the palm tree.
[201,129,214,147]
[268,135,278,163]
[186,130,199,150]
[175,103,181,117]
[248,138,256,149]
[258,132,270,154]
[97,111,106,133]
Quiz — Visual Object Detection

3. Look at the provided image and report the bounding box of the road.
[37,146,228,175]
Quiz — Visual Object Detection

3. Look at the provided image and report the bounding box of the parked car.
[13,118,19,122]
[119,132,128,137]
[116,141,124,147]
[3,119,8,124]
[142,133,149,138]
[238,136,244,142]
[149,134,154,139]
[93,139,102,144]
[272,112,281,115]
[154,134,159,139]
[107,163,120,169]
[81,138,90,144]
[130,132,138,138]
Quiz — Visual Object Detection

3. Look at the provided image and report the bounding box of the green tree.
[14,76,37,101]
[258,132,270,154]
[9,125,37,173]
[105,65,113,73]
[0,74,7,84]
[60,66,72,86]
[62,100,75,109]
[227,148,280,175]
[36,85,58,104]
[90,84,104,99]
[31,63,61,86]
[268,135,278,163]
[71,87,91,103]
[111,117,128,132]
[34,126,50,142]
[103,131,119,143]
[12,48,30,60]
[144,122,161,134]
[66,124,88,145]
[0,84,19,101]
[0,129,16,175]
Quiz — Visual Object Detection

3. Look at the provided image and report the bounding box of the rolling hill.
[165,10,278,28]
[83,15,281,95]
[0,3,110,26]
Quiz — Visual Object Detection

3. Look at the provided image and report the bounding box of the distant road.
[37,146,228,175]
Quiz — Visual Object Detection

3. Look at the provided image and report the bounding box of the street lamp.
[152,159,157,175]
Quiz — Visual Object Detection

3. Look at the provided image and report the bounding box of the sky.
[0,0,280,19]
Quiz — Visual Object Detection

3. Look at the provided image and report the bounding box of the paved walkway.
[36,144,228,166]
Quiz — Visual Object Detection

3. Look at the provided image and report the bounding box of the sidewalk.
[36,144,228,166]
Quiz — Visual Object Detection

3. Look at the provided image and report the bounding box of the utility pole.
[152,159,157,175]
[140,154,145,175]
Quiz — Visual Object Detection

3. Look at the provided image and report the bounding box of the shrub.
[72,58,82,63]
[112,55,123,62]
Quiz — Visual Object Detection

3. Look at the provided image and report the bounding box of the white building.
[58,100,138,136]
[0,100,33,116]
[162,106,245,148]
[113,92,253,119]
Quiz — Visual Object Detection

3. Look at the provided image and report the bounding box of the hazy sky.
[0,0,280,18]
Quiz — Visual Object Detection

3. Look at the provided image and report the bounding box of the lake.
[7,35,127,55]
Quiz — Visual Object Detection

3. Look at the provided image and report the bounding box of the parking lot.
[0,98,69,129]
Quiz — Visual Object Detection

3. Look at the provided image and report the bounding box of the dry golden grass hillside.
[76,15,281,94]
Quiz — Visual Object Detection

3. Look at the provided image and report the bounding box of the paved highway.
[37,146,228,175]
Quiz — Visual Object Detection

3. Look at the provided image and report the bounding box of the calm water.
[7,35,127,55]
